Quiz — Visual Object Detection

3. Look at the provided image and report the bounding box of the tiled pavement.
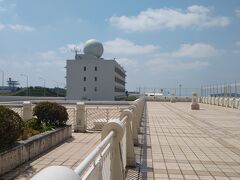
[2,102,240,180]
[147,102,240,180]
[0,132,100,180]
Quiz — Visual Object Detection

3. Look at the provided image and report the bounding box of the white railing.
[30,97,145,180]
[199,96,240,109]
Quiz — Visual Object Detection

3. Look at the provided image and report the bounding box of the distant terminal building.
[66,39,126,101]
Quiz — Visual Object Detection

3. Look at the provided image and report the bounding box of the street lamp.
[21,74,29,96]
[53,80,59,97]
[0,68,4,87]
[39,77,46,97]
[179,84,182,96]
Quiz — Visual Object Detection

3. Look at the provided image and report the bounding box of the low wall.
[0,96,65,102]
[0,125,72,176]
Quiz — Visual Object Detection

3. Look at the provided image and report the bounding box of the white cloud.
[59,43,84,53]
[104,38,159,55]
[8,24,35,32]
[109,5,230,32]
[147,58,209,72]
[115,57,137,67]
[0,23,35,32]
[235,9,240,18]
[236,41,240,47]
[0,23,5,30]
[171,43,218,58]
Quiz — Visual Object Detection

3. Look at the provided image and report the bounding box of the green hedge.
[0,106,24,149]
[33,102,68,127]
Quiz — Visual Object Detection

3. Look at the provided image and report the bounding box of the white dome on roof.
[83,39,104,58]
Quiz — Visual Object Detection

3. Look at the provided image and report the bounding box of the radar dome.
[83,39,104,58]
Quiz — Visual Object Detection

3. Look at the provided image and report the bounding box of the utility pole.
[39,77,46,97]
[0,69,4,87]
[53,80,59,97]
[21,74,29,96]
[179,84,182,96]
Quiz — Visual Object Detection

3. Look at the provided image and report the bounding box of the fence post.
[75,102,86,132]
[102,119,125,180]
[129,105,139,145]
[23,101,32,120]
[191,92,200,110]
[120,109,136,167]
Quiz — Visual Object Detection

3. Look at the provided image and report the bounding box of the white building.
[66,39,126,101]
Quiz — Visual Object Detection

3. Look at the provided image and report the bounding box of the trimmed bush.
[0,106,24,149]
[33,102,68,127]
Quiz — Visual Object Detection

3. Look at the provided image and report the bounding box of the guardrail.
[199,96,240,109]
[30,97,145,180]
[0,102,128,132]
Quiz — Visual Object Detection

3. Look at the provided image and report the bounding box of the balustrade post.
[191,92,200,110]
[120,109,136,166]
[75,102,86,132]
[23,101,32,120]
[129,105,139,145]
[101,119,125,180]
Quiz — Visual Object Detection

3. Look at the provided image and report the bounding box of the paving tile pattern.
[0,133,100,180]
[147,102,240,180]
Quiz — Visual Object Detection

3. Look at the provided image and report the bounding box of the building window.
[94,77,97,81]
[84,77,86,81]
[84,66,86,71]
[83,87,86,92]
[94,66,97,71]
[94,87,97,92]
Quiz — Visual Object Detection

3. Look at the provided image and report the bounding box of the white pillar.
[120,109,136,166]
[101,119,125,180]
[23,101,32,120]
[75,102,86,132]
[191,92,200,110]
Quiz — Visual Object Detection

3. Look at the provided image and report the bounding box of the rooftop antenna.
[71,47,81,59]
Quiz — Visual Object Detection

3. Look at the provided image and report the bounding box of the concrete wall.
[0,125,72,176]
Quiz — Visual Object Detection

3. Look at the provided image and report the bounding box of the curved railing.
[30,97,145,180]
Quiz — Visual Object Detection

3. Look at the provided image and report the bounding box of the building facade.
[66,39,126,101]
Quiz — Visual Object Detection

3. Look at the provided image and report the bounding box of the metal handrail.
[74,130,115,176]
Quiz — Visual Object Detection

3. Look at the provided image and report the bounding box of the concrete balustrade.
[22,101,32,121]
[199,96,240,110]
[31,97,145,180]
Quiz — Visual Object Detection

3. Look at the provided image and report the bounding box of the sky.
[0,0,240,91]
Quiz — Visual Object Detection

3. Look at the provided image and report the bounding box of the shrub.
[125,96,138,101]
[0,106,24,149]
[33,102,68,127]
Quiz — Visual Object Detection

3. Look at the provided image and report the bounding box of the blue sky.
[0,0,240,90]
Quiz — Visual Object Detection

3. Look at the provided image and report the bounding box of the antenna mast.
[71,47,81,59]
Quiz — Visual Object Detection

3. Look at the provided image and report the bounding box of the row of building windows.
[115,76,125,86]
[84,66,98,71]
[83,87,97,92]
[83,77,97,81]
[114,67,126,78]
[114,86,125,92]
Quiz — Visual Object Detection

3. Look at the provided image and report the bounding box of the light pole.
[179,84,182,96]
[39,77,46,97]
[0,68,4,87]
[53,80,59,97]
[21,74,29,96]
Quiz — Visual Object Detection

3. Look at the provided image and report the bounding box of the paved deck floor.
[1,132,100,180]
[147,102,240,180]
